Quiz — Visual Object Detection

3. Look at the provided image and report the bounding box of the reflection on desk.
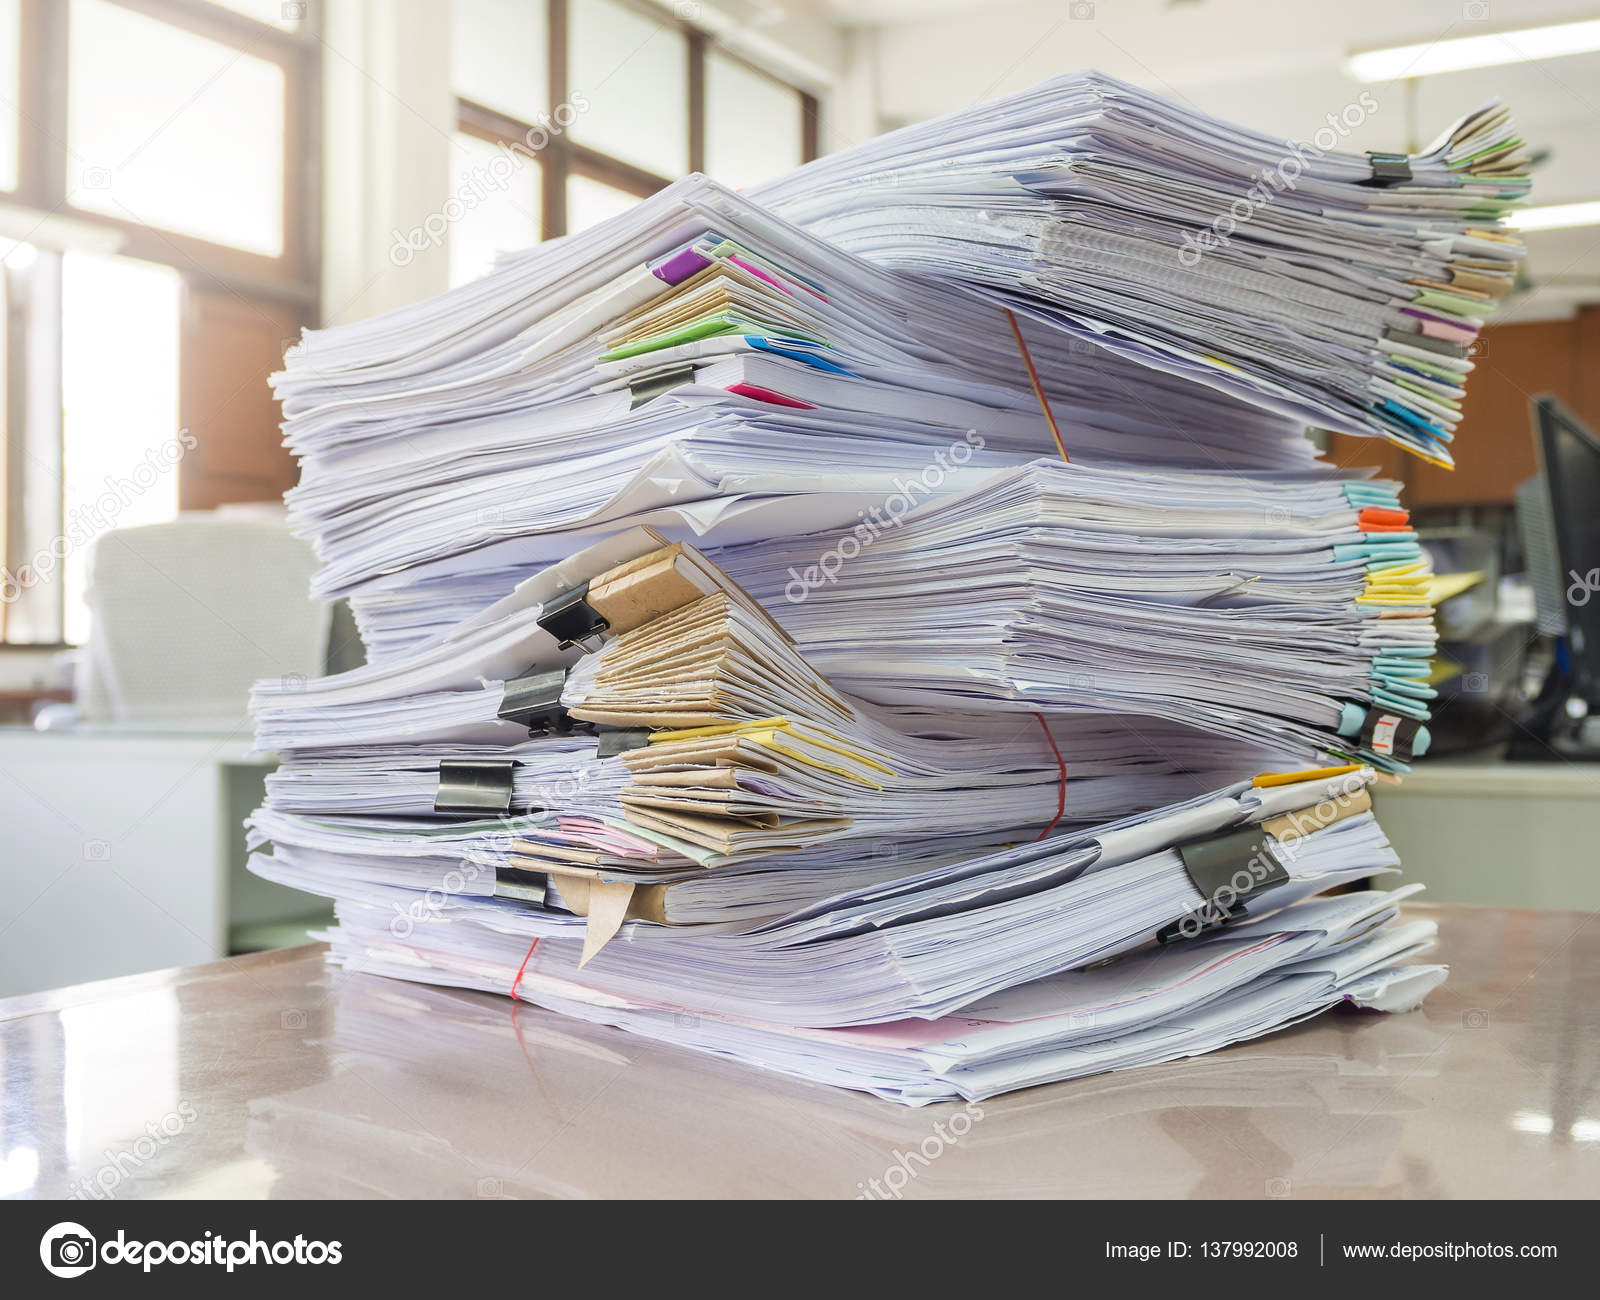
[3,904,1597,1199]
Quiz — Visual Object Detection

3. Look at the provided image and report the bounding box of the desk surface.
[4,903,1598,1199]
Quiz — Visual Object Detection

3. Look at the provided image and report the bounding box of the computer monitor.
[1534,396,1600,710]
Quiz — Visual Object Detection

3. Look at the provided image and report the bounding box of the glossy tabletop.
[3,903,1598,1199]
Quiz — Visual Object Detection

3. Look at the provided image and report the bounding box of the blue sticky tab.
[746,336,855,375]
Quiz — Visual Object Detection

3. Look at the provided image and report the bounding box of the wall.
[1326,305,1600,505]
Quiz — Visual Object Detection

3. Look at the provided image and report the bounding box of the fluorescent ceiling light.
[1347,19,1600,81]
[1507,201,1600,232]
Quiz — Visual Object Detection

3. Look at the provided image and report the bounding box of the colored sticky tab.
[1253,764,1363,788]
[649,717,792,742]
[1359,506,1410,527]
[725,382,815,408]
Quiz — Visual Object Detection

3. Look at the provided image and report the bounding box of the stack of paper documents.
[275,173,1319,662]
[250,536,1272,904]
[756,71,1529,463]
[252,755,1442,1104]
[241,70,1493,1102]
[248,541,1443,1102]
[300,458,1438,774]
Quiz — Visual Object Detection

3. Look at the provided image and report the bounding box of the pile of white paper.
[275,173,1315,661]
[757,70,1528,464]
[248,539,1443,1103]
[241,69,1518,1102]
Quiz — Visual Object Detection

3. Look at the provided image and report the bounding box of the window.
[704,48,803,191]
[0,0,320,647]
[67,0,288,257]
[449,0,819,287]
[59,252,181,645]
[449,131,541,287]
[0,0,20,193]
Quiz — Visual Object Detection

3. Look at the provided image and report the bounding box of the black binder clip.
[435,759,517,816]
[596,728,652,758]
[1358,706,1422,762]
[493,865,555,909]
[1157,824,1291,943]
[1362,151,1413,187]
[537,582,609,649]
[498,667,573,734]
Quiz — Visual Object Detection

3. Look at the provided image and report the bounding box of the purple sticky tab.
[653,247,712,285]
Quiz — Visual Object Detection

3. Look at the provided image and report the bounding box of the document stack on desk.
[242,71,1529,1101]
[249,534,1270,934]
[276,173,1317,663]
[756,70,1528,464]
[247,539,1443,1103]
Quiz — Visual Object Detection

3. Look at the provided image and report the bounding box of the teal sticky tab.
[1371,688,1430,720]
[1371,672,1436,700]
[1342,484,1399,505]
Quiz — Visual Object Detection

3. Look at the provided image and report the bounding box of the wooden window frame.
[14,0,321,308]
[454,0,819,243]
[1,0,322,646]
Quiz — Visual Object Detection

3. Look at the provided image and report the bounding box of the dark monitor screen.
[1535,395,1600,706]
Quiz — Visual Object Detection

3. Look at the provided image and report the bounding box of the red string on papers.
[1034,712,1066,840]
[510,937,540,1002]
[1005,308,1071,462]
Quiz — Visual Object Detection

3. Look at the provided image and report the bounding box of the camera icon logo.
[82,840,111,862]
[281,1008,307,1029]
[40,1222,97,1278]
[81,165,111,191]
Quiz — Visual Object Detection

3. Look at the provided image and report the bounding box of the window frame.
[0,0,321,647]
[17,0,320,305]
[454,0,819,244]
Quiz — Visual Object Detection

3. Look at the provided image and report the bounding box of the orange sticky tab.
[1253,764,1363,788]
[1359,507,1410,526]
[1359,521,1413,533]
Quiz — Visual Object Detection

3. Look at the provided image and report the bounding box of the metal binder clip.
[1156,825,1291,943]
[435,760,516,816]
[627,364,695,410]
[493,866,555,909]
[1359,706,1421,761]
[1362,151,1413,187]
[498,667,572,734]
[537,582,609,650]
